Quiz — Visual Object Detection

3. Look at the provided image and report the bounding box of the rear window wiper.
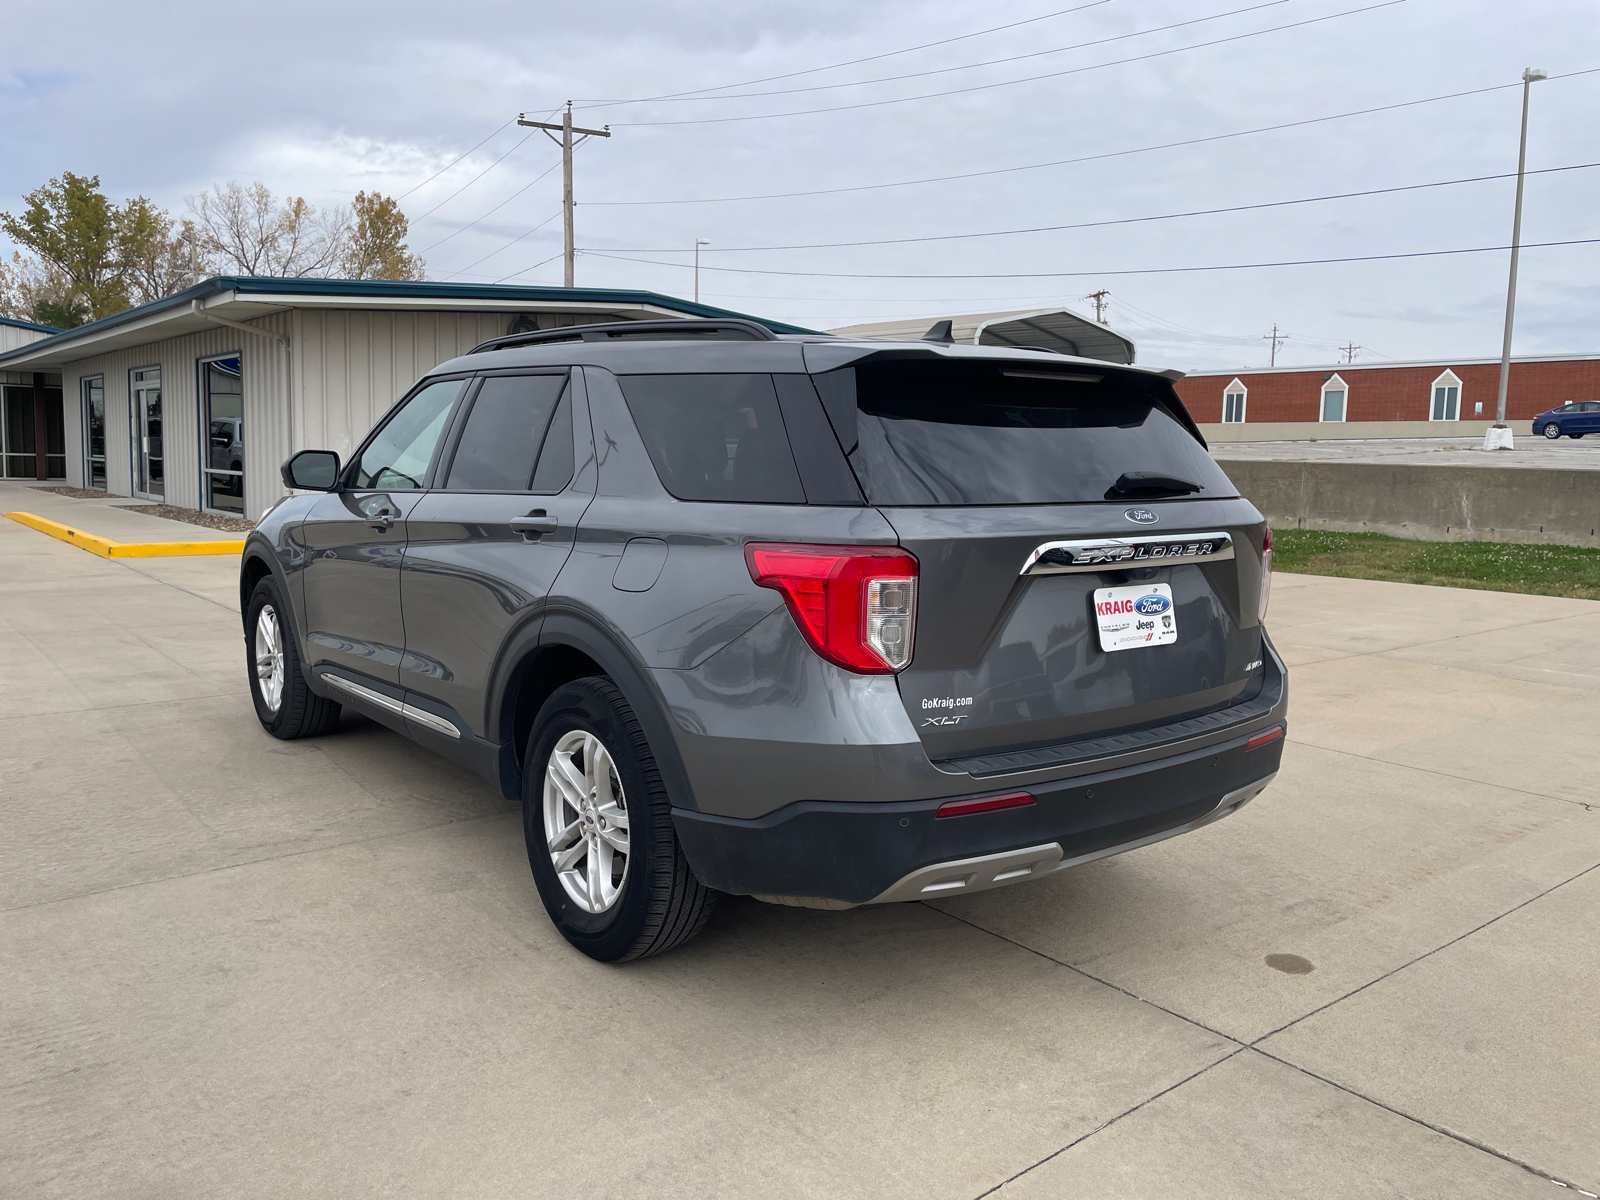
[1105,471,1203,499]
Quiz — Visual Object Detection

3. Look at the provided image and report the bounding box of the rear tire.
[1543,423,1562,439]
[1571,433,1585,439]
[523,677,716,962]
[246,576,342,739]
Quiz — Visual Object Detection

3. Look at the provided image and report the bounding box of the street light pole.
[694,239,710,303]
[1486,67,1547,451]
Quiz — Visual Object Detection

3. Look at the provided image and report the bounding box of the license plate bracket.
[1094,583,1178,652]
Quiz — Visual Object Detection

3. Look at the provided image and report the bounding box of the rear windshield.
[816,360,1236,506]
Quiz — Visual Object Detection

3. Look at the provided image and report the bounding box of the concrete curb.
[4,512,245,559]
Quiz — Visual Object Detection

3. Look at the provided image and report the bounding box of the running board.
[318,671,461,740]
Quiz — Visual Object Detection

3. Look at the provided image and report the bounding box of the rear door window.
[819,360,1236,506]
[444,374,568,492]
[618,373,805,503]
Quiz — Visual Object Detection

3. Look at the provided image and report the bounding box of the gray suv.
[241,319,1286,961]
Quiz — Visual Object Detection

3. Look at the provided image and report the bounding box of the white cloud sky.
[2,0,1595,370]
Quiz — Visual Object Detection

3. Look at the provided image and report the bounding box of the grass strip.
[1270,529,1600,600]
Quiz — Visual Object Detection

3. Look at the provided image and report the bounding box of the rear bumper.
[672,724,1286,905]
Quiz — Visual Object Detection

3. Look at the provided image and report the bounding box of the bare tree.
[187,181,350,278]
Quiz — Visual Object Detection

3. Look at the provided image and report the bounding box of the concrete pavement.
[2,515,1596,1198]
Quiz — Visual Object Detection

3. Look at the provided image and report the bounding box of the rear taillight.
[935,792,1035,819]
[745,543,918,674]
[1259,528,1273,624]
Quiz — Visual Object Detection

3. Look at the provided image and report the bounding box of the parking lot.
[3,496,1597,1199]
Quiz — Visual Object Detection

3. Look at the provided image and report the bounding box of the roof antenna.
[921,319,955,344]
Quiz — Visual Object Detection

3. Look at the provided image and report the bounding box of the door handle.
[370,512,394,532]
[510,512,559,540]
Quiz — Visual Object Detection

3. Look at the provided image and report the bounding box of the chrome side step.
[867,773,1277,905]
[319,671,461,740]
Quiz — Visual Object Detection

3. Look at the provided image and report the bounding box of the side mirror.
[281,449,342,491]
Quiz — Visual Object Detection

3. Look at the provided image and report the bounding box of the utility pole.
[1486,67,1548,451]
[694,239,711,303]
[1340,342,1360,364]
[1087,289,1110,324]
[1264,324,1287,368]
[518,103,611,287]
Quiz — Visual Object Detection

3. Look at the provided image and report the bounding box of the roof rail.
[469,318,778,354]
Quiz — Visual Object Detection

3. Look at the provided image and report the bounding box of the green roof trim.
[0,314,63,334]
[0,275,815,365]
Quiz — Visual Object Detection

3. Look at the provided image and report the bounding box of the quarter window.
[354,379,463,490]
[619,374,805,504]
[1222,379,1247,424]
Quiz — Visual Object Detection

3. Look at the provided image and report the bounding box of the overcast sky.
[2,0,1595,371]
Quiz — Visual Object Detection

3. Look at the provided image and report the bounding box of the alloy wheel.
[543,729,631,913]
[255,604,285,714]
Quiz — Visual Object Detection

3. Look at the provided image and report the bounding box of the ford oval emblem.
[1124,508,1160,524]
[1134,594,1172,615]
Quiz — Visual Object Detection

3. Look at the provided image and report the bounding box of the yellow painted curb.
[4,512,245,558]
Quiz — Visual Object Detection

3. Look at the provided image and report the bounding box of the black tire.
[1543,423,1562,439]
[245,576,342,739]
[1571,433,1585,439]
[523,677,716,962]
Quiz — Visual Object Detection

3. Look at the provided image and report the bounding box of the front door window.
[202,356,244,513]
[83,378,106,488]
[131,368,163,499]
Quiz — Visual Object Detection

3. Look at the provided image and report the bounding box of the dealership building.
[0,277,809,520]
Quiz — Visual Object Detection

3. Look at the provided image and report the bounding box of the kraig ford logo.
[1124,508,1160,524]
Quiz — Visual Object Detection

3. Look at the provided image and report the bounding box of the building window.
[1321,374,1347,422]
[82,376,106,489]
[1430,370,1462,421]
[200,355,244,513]
[130,367,164,499]
[2,381,65,479]
[1222,379,1247,423]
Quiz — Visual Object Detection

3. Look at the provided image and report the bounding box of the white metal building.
[0,277,810,520]
[830,308,1137,364]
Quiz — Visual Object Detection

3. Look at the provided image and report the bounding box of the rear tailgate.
[884,500,1266,762]
[813,353,1267,763]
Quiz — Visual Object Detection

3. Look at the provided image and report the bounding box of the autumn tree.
[341,191,426,280]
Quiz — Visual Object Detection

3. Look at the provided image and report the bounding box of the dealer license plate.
[1094,583,1178,652]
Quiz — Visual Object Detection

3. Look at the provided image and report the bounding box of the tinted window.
[530,390,575,492]
[618,374,805,503]
[828,361,1236,506]
[445,374,566,491]
[355,379,463,490]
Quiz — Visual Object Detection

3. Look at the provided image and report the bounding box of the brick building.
[1175,354,1600,428]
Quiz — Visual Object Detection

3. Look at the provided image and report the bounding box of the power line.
[586,68,1600,205]
[495,251,567,285]
[576,1,1111,107]
[417,159,562,254]
[580,237,1600,281]
[590,162,1600,255]
[395,118,516,200]
[594,0,1286,106]
[609,1,1405,126]
[412,130,541,222]
[440,209,563,280]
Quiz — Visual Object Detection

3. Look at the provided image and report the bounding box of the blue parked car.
[1533,402,1600,439]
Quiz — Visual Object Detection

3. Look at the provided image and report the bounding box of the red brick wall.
[1174,359,1600,423]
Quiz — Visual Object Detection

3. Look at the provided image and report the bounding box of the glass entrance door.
[131,368,163,499]
[83,377,106,489]
[201,356,243,513]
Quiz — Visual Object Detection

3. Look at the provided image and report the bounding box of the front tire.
[1543,423,1562,439]
[523,677,716,962]
[246,576,341,739]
